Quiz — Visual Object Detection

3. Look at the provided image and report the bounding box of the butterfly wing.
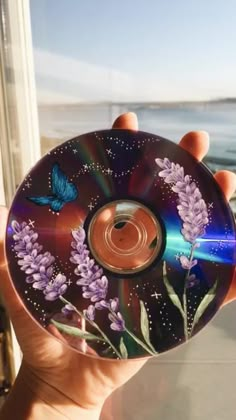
[27,196,55,206]
[27,196,64,212]
[27,164,77,213]
[51,163,78,203]
[50,199,64,212]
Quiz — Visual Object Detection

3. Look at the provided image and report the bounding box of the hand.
[0,112,235,420]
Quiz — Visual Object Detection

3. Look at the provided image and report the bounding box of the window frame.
[0,0,42,377]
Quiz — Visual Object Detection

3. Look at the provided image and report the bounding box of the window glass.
[0,0,41,198]
[30,1,236,213]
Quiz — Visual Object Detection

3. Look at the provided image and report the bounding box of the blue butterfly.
[28,163,78,212]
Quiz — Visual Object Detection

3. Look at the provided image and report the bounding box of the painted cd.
[5,129,236,359]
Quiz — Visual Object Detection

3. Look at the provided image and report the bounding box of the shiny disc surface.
[5,129,236,359]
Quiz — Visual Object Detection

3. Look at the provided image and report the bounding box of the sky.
[30,0,236,104]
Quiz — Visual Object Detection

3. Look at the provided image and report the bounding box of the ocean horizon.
[38,100,236,172]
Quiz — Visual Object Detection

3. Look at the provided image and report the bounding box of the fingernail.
[198,130,210,139]
[126,112,138,122]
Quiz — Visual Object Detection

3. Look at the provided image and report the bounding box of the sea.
[38,101,236,170]
[38,101,236,210]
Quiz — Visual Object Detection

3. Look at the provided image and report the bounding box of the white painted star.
[151,292,161,299]
[25,182,31,188]
[28,219,35,228]
[88,203,94,210]
[209,202,214,209]
[106,148,112,155]
[106,168,113,175]
[73,149,78,154]
[67,279,72,286]
[84,164,88,170]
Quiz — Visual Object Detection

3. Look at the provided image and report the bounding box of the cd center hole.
[87,199,163,274]
[111,220,140,251]
[114,221,127,230]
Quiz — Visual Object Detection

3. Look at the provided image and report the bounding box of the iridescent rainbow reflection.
[5,129,236,359]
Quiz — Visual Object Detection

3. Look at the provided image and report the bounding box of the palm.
[0,113,235,409]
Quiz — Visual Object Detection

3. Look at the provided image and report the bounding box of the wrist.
[1,361,101,420]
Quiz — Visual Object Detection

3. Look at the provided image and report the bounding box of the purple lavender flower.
[12,222,55,282]
[70,248,90,265]
[12,222,42,257]
[61,303,75,315]
[70,227,126,331]
[12,221,30,241]
[94,297,126,330]
[12,220,67,301]
[109,298,119,312]
[76,265,103,286]
[77,257,95,276]
[82,276,108,302]
[70,228,104,289]
[108,312,125,331]
[95,299,110,310]
[71,228,86,244]
[70,227,109,301]
[156,158,184,184]
[18,252,55,275]
[186,274,199,288]
[179,255,198,270]
[31,266,54,290]
[155,158,209,244]
[84,304,95,321]
[43,274,67,301]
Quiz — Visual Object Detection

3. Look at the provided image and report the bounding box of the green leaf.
[140,300,157,353]
[191,279,218,333]
[119,337,128,359]
[51,319,102,341]
[163,261,185,319]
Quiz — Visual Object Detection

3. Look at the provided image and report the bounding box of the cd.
[5,129,236,359]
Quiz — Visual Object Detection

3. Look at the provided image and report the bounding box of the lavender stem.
[124,326,156,356]
[90,321,122,359]
[109,309,156,356]
[183,244,195,340]
[59,296,122,359]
